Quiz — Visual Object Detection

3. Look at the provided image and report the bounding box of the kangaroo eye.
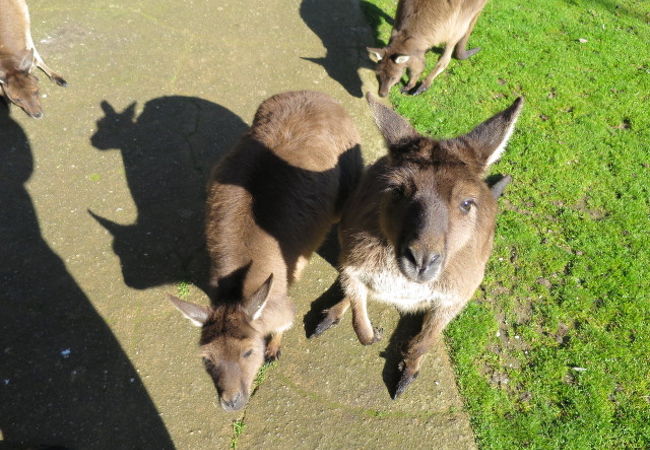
[460,199,475,213]
[242,349,253,358]
[202,357,214,369]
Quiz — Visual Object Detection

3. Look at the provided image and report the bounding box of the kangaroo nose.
[405,246,441,276]
[32,111,43,119]
[220,392,243,411]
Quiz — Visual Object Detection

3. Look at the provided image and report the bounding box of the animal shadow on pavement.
[0,102,174,449]
[90,96,248,293]
[380,313,425,398]
[300,0,374,97]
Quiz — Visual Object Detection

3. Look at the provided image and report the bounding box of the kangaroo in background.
[0,0,66,118]
[313,93,522,398]
[368,0,488,97]
[170,91,363,411]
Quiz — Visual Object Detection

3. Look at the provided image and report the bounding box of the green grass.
[361,0,650,447]
[176,281,191,299]
[230,419,246,449]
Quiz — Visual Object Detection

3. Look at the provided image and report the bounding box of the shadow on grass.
[359,0,394,47]
[89,96,248,294]
[0,101,173,449]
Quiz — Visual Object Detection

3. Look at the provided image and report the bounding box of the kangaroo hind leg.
[454,12,482,60]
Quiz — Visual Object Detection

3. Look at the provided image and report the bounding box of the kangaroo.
[313,93,522,398]
[0,0,67,118]
[169,91,363,411]
[368,0,488,97]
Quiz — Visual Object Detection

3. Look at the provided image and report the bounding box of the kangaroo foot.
[310,314,340,338]
[411,83,431,96]
[455,47,481,61]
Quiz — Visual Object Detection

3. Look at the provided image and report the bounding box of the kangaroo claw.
[372,326,384,343]
[310,315,340,338]
[53,75,67,87]
[264,348,281,362]
[393,363,419,399]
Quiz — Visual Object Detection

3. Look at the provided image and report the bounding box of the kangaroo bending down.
[313,93,522,398]
[169,91,363,411]
[0,0,67,118]
[368,0,488,97]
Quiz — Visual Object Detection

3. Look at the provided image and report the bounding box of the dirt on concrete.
[0,0,475,448]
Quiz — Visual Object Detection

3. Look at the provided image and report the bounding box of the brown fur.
[314,93,522,398]
[171,91,363,411]
[368,0,488,97]
[0,0,66,118]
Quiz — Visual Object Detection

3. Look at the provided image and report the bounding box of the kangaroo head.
[367,47,415,97]
[366,93,522,282]
[169,274,274,411]
[0,49,42,118]
[91,100,137,150]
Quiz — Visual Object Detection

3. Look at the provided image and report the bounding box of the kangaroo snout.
[219,391,246,412]
[400,244,443,282]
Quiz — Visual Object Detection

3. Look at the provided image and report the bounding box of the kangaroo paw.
[359,326,383,345]
[53,75,67,87]
[371,326,384,343]
[393,362,419,399]
[310,314,340,338]
[264,346,281,362]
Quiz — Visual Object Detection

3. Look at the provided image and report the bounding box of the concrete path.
[0,0,475,448]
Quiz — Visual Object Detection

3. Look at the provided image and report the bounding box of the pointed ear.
[168,295,210,327]
[18,49,34,72]
[490,175,512,199]
[457,97,524,168]
[394,55,410,64]
[366,92,419,148]
[243,274,274,321]
[100,100,117,116]
[367,47,385,62]
[123,101,137,121]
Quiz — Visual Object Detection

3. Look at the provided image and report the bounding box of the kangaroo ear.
[394,54,410,64]
[366,92,419,150]
[168,295,210,327]
[490,175,512,199]
[18,49,34,72]
[123,101,137,121]
[367,47,385,62]
[456,97,524,168]
[244,274,274,321]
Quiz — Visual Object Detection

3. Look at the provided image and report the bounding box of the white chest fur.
[346,266,457,313]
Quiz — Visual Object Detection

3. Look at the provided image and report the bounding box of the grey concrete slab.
[1,0,475,448]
